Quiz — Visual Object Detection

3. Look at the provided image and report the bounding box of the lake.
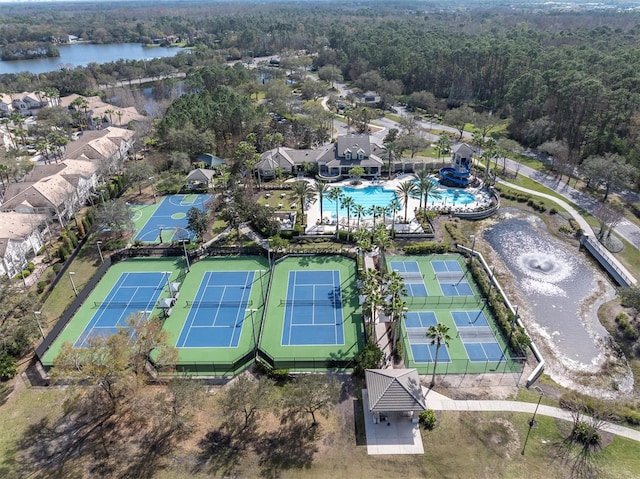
[0,43,185,75]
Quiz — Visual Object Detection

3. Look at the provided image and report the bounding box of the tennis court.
[260,255,363,371]
[387,254,521,376]
[132,194,211,243]
[75,271,168,347]
[453,310,505,362]
[405,311,451,363]
[389,260,428,297]
[432,259,473,297]
[176,271,255,348]
[280,270,344,346]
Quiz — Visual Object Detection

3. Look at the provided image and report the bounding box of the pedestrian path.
[423,388,640,442]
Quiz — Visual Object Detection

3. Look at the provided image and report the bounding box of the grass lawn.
[2,377,640,478]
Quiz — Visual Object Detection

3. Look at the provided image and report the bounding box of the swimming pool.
[322,186,398,218]
[426,186,476,206]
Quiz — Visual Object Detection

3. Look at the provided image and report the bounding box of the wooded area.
[2,1,640,171]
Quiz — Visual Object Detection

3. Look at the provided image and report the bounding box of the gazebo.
[186,168,216,189]
[365,368,427,424]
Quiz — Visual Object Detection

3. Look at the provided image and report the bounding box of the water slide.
[439,166,470,187]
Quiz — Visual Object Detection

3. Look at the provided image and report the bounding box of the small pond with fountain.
[482,209,630,393]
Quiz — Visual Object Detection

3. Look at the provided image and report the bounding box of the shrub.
[103,238,126,251]
[353,342,384,378]
[404,242,448,254]
[52,263,62,273]
[37,280,48,294]
[58,245,69,261]
[419,410,437,430]
[26,262,35,272]
[550,207,558,215]
[0,352,18,381]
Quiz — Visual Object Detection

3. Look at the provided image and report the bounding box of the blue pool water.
[426,187,476,206]
[322,186,398,218]
[321,183,477,218]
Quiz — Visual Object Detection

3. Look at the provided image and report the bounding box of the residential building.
[0,212,49,278]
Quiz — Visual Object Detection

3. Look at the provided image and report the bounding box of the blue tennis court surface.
[405,311,450,363]
[431,260,463,273]
[405,311,438,328]
[75,272,167,347]
[454,310,504,362]
[134,194,212,242]
[432,259,473,297]
[177,271,254,348]
[452,310,489,327]
[281,270,344,346]
[390,260,428,297]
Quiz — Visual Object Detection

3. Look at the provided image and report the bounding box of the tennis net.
[186,299,253,308]
[406,328,430,344]
[280,299,341,306]
[458,326,496,342]
[399,272,423,282]
[436,271,466,281]
[94,301,156,309]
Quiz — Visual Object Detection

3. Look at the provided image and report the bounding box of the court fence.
[257,349,355,372]
[405,356,526,387]
[175,350,255,378]
[36,256,114,364]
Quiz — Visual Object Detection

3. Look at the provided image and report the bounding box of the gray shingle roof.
[365,369,427,412]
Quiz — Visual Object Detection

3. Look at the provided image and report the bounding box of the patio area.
[362,389,425,455]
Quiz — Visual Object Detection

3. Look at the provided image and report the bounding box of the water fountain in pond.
[483,212,621,385]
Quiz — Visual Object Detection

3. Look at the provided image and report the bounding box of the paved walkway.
[423,388,640,442]
[497,178,636,284]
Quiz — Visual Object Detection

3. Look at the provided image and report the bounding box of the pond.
[482,210,616,375]
[0,43,185,75]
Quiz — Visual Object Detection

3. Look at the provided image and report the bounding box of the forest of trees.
[2,1,640,169]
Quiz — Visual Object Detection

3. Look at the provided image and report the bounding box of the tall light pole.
[33,311,44,339]
[246,308,258,357]
[96,240,104,264]
[68,271,78,297]
[182,240,190,272]
[149,176,157,203]
[257,269,266,304]
[521,387,544,455]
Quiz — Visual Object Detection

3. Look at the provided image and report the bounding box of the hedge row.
[468,257,530,356]
[403,242,449,254]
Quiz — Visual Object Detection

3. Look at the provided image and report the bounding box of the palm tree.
[362,268,383,327]
[292,181,315,228]
[340,195,356,241]
[312,180,330,222]
[415,172,442,210]
[388,198,401,235]
[327,187,343,234]
[425,323,452,388]
[104,108,115,126]
[354,204,367,231]
[396,181,418,223]
[414,169,430,210]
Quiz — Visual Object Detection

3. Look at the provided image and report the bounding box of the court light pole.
[257,269,266,304]
[182,240,190,272]
[246,308,258,357]
[149,176,157,203]
[96,240,104,264]
[68,271,78,297]
[522,387,544,455]
[33,311,45,339]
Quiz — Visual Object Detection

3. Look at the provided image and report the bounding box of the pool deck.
[300,174,492,234]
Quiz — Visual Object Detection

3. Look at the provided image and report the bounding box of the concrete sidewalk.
[423,388,640,442]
